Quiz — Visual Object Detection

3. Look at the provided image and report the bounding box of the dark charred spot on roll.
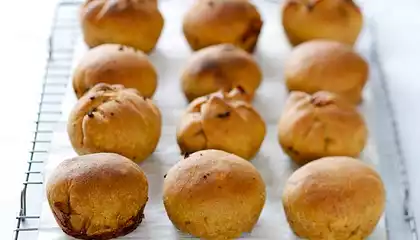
[54,202,70,214]
[349,226,361,238]
[287,146,300,156]
[197,59,220,74]
[323,137,334,152]
[306,0,325,11]
[89,96,95,100]
[185,221,191,225]
[217,111,231,118]
[118,45,124,51]
[203,175,207,179]
[306,2,315,11]
[237,86,246,94]
[337,5,349,17]
[87,107,98,118]
[110,112,114,116]
[164,174,167,178]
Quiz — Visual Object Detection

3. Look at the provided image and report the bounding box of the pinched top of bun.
[177,88,266,160]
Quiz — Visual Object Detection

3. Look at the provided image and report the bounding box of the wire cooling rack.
[12,1,81,239]
[12,0,419,239]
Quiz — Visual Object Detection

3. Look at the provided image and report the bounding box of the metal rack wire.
[12,1,80,239]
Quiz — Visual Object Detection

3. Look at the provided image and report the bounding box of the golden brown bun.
[282,156,385,239]
[80,0,164,54]
[67,83,161,163]
[281,0,363,46]
[183,0,263,53]
[72,44,158,99]
[181,44,262,102]
[177,88,266,160]
[284,40,369,104]
[277,91,367,165]
[46,153,149,239]
[163,149,266,239]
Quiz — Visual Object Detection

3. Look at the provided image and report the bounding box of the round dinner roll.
[177,88,266,160]
[181,44,262,102]
[46,153,149,240]
[282,156,385,239]
[67,83,161,163]
[163,150,266,239]
[281,0,363,46]
[284,40,369,104]
[72,44,158,99]
[183,0,263,53]
[80,0,164,53]
[277,91,367,165]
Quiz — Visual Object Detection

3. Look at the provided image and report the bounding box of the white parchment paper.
[37,0,386,239]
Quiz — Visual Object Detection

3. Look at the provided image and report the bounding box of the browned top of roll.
[284,40,369,104]
[72,44,157,99]
[163,149,266,239]
[177,88,266,160]
[67,83,161,162]
[46,153,148,238]
[80,0,164,53]
[278,91,367,164]
[181,44,262,102]
[282,0,363,46]
[183,0,263,52]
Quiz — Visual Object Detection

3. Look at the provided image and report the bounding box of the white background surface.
[0,0,58,237]
[0,0,419,238]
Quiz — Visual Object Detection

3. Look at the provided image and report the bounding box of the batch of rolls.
[46,0,386,239]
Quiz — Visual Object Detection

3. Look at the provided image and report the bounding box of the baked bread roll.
[183,0,263,53]
[177,88,266,160]
[163,149,266,239]
[282,0,363,46]
[283,156,385,239]
[181,44,262,102]
[277,91,367,165]
[80,0,164,53]
[284,40,369,104]
[67,83,161,163]
[46,153,149,239]
[72,44,157,99]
